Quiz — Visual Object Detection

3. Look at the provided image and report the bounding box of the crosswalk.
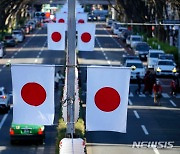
[129,92,180,99]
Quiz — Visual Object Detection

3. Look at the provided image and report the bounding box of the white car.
[0,87,10,113]
[113,23,122,35]
[124,60,146,79]
[0,42,5,58]
[154,59,177,76]
[147,49,164,68]
[12,30,24,42]
[129,35,143,48]
[117,27,127,38]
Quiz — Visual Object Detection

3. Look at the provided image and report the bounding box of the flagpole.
[66,0,76,135]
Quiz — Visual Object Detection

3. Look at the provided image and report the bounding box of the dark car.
[122,54,140,65]
[88,15,97,21]
[119,29,132,42]
[4,35,16,47]
[134,42,150,60]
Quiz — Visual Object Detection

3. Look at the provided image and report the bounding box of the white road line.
[128,99,133,105]
[0,114,8,130]
[153,148,160,154]
[133,110,140,119]
[169,100,177,107]
[0,69,2,72]
[129,92,134,97]
[161,93,170,98]
[141,125,149,135]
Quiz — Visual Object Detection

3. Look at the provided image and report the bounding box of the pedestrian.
[153,80,162,105]
[170,79,177,96]
[135,72,142,94]
[148,71,156,95]
[143,70,150,94]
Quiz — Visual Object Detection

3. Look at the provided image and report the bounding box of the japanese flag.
[86,66,131,133]
[48,23,66,50]
[77,23,96,51]
[11,64,55,125]
[56,13,67,23]
[76,13,87,23]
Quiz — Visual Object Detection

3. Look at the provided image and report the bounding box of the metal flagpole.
[66,0,76,135]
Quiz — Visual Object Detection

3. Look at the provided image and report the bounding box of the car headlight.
[131,65,136,70]
[172,67,177,73]
[156,67,161,72]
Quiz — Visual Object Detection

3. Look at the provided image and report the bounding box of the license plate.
[23,129,30,134]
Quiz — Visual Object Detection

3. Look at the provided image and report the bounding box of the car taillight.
[10,128,15,135]
[38,128,44,135]
[0,95,6,99]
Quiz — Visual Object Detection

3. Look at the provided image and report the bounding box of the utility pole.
[66,0,76,135]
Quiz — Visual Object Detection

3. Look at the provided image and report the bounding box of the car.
[21,25,30,34]
[88,14,97,21]
[122,54,140,65]
[0,42,6,58]
[4,35,17,47]
[0,87,10,113]
[117,27,128,38]
[12,30,25,42]
[106,19,114,28]
[134,42,150,60]
[112,23,122,35]
[154,59,177,76]
[124,60,146,80]
[97,15,106,21]
[119,29,132,42]
[147,49,165,68]
[129,35,143,48]
[10,123,45,144]
[158,53,176,66]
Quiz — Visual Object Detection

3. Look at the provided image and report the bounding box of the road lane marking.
[0,114,8,130]
[161,93,170,98]
[169,100,177,107]
[133,110,140,119]
[128,99,133,105]
[153,148,160,154]
[129,92,134,97]
[141,125,149,135]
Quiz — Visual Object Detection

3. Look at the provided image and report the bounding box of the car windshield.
[158,61,174,66]
[150,53,161,58]
[159,55,174,60]
[136,44,149,51]
[132,37,141,41]
[127,63,143,68]
[13,31,21,35]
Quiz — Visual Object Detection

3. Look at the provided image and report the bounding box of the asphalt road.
[78,23,180,154]
[0,27,65,154]
[0,23,180,154]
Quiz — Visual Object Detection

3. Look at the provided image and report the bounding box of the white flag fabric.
[77,23,96,51]
[76,13,87,23]
[86,66,131,133]
[56,13,67,23]
[48,23,66,50]
[11,64,55,125]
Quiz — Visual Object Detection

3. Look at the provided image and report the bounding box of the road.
[0,27,65,154]
[78,23,180,154]
[0,23,180,154]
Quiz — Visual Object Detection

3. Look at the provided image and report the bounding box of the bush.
[56,118,85,154]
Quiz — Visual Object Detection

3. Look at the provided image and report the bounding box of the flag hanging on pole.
[76,13,87,23]
[86,66,131,133]
[11,64,55,125]
[56,13,68,23]
[48,23,66,50]
[77,23,96,51]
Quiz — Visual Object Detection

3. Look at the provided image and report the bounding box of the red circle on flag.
[81,32,91,43]
[94,87,120,112]
[78,19,85,23]
[58,18,65,23]
[51,32,61,42]
[21,82,46,106]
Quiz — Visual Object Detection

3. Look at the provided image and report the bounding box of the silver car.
[0,87,11,113]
